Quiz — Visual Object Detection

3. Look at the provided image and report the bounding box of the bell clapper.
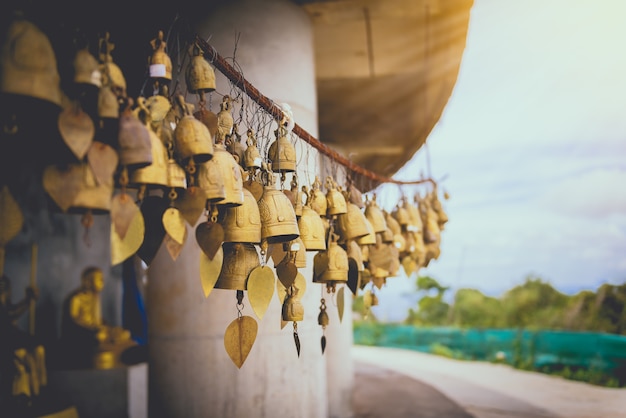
[292,320,301,358]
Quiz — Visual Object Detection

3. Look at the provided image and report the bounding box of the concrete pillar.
[147,1,333,417]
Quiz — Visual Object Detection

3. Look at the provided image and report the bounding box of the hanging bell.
[214,243,260,290]
[405,196,423,233]
[73,47,102,89]
[1,18,62,107]
[144,93,172,127]
[216,95,234,143]
[392,202,410,229]
[149,30,172,84]
[129,124,169,188]
[298,204,326,251]
[185,43,216,100]
[325,177,347,216]
[98,85,119,120]
[258,180,300,244]
[212,143,244,206]
[227,125,245,166]
[336,202,369,241]
[346,240,364,272]
[166,158,187,190]
[347,182,364,209]
[243,130,262,171]
[430,191,448,229]
[173,95,213,163]
[267,126,296,173]
[313,241,349,284]
[364,194,387,233]
[197,157,225,203]
[289,238,307,269]
[221,188,261,244]
[99,33,126,97]
[421,196,441,245]
[356,218,376,246]
[282,289,304,322]
[117,105,152,169]
[308,176,327,216]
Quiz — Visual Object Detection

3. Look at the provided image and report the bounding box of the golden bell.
[282,291,304,322]
[212,143,244,206]
[173,96,214,163]
[430,192,448,228]
[392,204,410,228]
[221,188,261,244]
[197,157,225,203]
[336,203,369,241]
[217,96,234,143]
[244,136,262,172]
[98,86,119,119]
[313,241,349,284]
[166,158,187,190]
[289,238,307,268]
[298,205,326,251]
[422,199,441,245]
[267,126,296,173]
[405,197,423,233]
[215,243,260,290]
[1,18,62,106]
[149,31,172,82]
[347,183,364,209]
[129,127,168,188]
[227,126,245,166]
[356,218,376,246]
[364,195,387,233]
[69,162,114,214]
[325,177,347,216]
[258,185,300,244]
[73,48,101,88]
[118,110,152,169]
[99,33,126,97]
[346,240,364,272]
[185,44,216,95]
[308,177,327,216]
[381,228,394,244]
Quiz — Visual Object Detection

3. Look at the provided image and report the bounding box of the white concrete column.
[147,1,332,417]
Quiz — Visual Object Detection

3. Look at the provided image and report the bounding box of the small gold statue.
[59,267,135,369]
[0,275,47,410]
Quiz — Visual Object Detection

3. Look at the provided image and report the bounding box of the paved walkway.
[352,345,626,418]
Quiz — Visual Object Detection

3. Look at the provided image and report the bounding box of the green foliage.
[449,288,504,328]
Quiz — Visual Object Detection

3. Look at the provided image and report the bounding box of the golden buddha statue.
[0,275,46,410]
[60,267,135,369]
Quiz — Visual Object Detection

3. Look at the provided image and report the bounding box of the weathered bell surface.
[173,96,214,163]
[98,86,119,119]
[117,109,152,169]
[0,18,62,106]
[297,205,326,251]
[197,157,225,203]
[318,308,329,327]
[145,94,171,125]
[221,188,261,244]
[166,158,187,190]
[216,95,234,143]
[356,218,376,246]
[267,126,296,173]
[69,162,114,214]
[346,240,364,272]
[364,195,387,233]
[336,203,369,241]
[149,31,172,82]
[308,177,327,216]
[215,243,260,290]
[212,143,244,206]
[73,48,101,88]
[185,44,216,94]
[129,127,168,188]
[99,33,126,97]
[258,185,300,244]
[325,177,347,216]
[282,292,304,322]
[243,130,262,170]
[313,241,349,284]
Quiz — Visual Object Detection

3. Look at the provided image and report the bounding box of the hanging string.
[195,34,435,187]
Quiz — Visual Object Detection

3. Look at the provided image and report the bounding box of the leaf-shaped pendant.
[195,221,224,260]
[110,192,139,240]
[246,266,275,320]
[321,335,327,355]
[164,231,186,261]
[276,260,297,288]
[0,186,23,246]
[294,330,301,358]
[176,186,207,227]
[111,210,145,266]
[162,207,187,245]
[87,141,118,186]
[58,105,94,160]
[199,246,223,298]
[337,286,345,323]
[224,315,258,368]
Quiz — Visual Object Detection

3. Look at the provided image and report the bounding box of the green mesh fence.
[353,324,626,377]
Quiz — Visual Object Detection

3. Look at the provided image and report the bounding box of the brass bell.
[227,125,245,166]
[73,47,101,88]
[129,125,169,188]
[145,94,172,126]
[117,106,152,169]
[221,188,261,244]
[336,202,369,241]
[212,143,244,206]
[217,95,234,143]
[318,306,329,327]
[422,197,441,245]
[1,18,62,106]
[99,33,126,97]
[364,194,387,233]
[298,205,326,251]
[149,31,172,83]
[347,183,364,209]
[282,288,304,322]
[197,157,225,203]
[258,180,300,244]
[356,218,376,246]
[405,196,423,233]
[290,238,307,268]
[325,177,347,216]
[392,203,410,229]
[267,126,296,173]
[173,95,214,163]
[243,130,262,171]
[185,43,216,100]
[215,243,260,290]
[308,176,327,216]
[346,240,364,272]
[430,191,448,229]
[166,158,187,190]
[385,210,402,236]
[313,241,349,284]
[98,86,119,119]
[381,228,394,244]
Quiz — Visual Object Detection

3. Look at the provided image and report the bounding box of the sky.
[373,0,626,321]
